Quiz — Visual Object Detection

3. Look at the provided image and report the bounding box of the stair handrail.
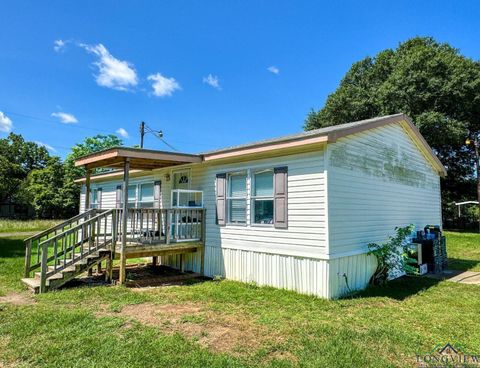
[24,209,101,242]
[37,209,114,248]
[38,209,116,293]
[24,209,106,279]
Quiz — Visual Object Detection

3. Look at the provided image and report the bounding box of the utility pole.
[140,121,145,148]
[139,122,167,150]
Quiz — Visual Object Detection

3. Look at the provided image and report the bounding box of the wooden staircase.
[22,209,117,293]
[22,248,111,293]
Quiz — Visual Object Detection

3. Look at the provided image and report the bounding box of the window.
[171,190,203,208]
[227,172,247,224]
[127,185,137,208]
[251,170,274,224]
[91,189,99,209]
[139,183,154,208]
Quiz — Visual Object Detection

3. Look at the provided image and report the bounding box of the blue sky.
[1,1,479,158]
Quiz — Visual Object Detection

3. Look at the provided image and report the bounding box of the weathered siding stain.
[330,134,437,189]
[327,123,442,258]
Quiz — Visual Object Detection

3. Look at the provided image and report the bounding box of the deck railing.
[116,208,205,245]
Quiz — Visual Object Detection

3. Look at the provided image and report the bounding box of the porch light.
[165,173,171,181]
[466,138,471,145]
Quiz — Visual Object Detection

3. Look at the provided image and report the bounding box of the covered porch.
[74,147,205,285]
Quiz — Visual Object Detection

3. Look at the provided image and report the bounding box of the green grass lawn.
[0,219,63,233]
[0,231,479,367]
[445,231,480,272]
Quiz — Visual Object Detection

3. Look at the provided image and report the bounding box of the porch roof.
[74,146,202,170]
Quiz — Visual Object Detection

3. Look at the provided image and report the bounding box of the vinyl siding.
[200,150,328,258]
[327,122,442,257]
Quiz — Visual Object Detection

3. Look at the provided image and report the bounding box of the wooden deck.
[117,241,203,258]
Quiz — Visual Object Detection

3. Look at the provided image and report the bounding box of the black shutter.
[216,173,227,226]
[274,167,288,229]
[116,185,122,208]
[154,180,161,208]
[97,188,102,209]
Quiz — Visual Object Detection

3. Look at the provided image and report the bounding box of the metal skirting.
[161,245,376,299]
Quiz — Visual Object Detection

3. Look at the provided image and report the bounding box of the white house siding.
[324,122,441,296]
[200,149,328,258]
[327,122,442,257]
[164,149,329,296]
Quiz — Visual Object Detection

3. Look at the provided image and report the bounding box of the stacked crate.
[432,236,447,273]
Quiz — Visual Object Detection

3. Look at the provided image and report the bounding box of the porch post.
[119,158,130,285]
[85,167,93,277]
[85,168,91,211]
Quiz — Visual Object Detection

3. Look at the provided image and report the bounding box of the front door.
[172,169,190,190]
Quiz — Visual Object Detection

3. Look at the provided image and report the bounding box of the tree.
[0,133,50,206]
[305,37,480,224]
[23,157,69,218]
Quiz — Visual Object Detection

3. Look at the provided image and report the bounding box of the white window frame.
[250,169,274,226]
[138,182,155,208]
[124,180,156,208]
[226,171,248,226]
[171,189,203,208]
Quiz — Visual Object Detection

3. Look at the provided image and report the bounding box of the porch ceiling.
[74,147,202,170]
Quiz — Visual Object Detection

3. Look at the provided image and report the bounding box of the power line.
[140,121,179,151]
[3,109,219,150]
[4,110,115,135]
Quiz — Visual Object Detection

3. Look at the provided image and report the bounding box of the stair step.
[21,278,41,293]
[24,251,111,294]
[34,271,64,280]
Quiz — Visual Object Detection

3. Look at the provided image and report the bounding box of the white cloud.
[51,112,78,124]
[202,74,221,90]
[0,111,13,132]
[80,43,138,91]
[35,141,57,153]
[116,128,129,138]
[267,66,280,74]
[147,73,181,97]
[54,39,67,52]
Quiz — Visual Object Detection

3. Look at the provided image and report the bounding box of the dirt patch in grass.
[0,293,35,306]
[99,302,283,355]
[267,350,298,364]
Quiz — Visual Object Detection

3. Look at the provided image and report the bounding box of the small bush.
[367,224,418,285]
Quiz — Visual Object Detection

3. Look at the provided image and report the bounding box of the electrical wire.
[3,109,216,151]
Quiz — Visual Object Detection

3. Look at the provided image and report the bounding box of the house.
[22,113,446,298]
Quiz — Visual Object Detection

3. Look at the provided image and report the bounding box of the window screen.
[227,173,247,224]
[252,170,274,224]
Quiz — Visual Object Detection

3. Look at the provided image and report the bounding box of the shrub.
[367,224,418,285]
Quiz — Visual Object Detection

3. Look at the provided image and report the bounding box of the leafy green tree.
[305,37,480,222]
[0,133,50,206]
[23,157,69,218]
